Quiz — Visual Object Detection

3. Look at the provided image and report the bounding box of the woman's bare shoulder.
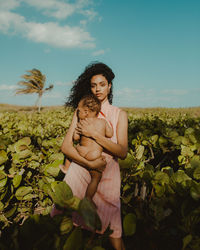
[119,109,128,119]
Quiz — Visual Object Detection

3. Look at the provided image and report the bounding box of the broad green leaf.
[136,145,144,160]
[50,181,73,207]
[65,196,80,210]
[182,137,190,146]
[142,170,154,182]
[142,140,148,146]
[150,135,158,145]
[18,149,32,159]
[0,201,4,211]
[131,139,138,145]
[181,145,194,157]
[172,170,192,184]
[44,160,62,177]
[173,136,183,145]
[78,198,101,231]
[159,136,168,145]
[190,182,200,201]
[182,234,192,249]
[189,134,197,144]
[0,186,8,200]
[0,170,7,188]
[168,130,179,138]
[15,186,33,200]
[123,213,136,236]
[193,167,200,180]
[14,137,31,152]
[63,227,82,250]
[5,206,17,218]
[0,150,8,165]
[60,216,73,235]
[13,174,22,188]
[153,171,169,185]
[49,153,64,162]
[118,153,135,169]
[185,128,194,136]
[161,166,174,176]
[154,184,165,197]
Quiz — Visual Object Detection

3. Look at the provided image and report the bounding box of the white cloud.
[92,49,105,56]
[43,91,63,99]
[0,11,25,34]
[0,84,17,90]
[25,22,95,48]
[79,9,97,20]
[80,20,87,26]
[55,81,73,86]
[0,11,95,48]
[0,0,20,11]
[113,87,191,107]
[24,0,76,19]
[162,89,188,96]
[22,0,98,20]
[115,88,141,97]
[0,0,98,48]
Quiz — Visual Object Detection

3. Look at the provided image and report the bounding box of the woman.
[61,62,128,250]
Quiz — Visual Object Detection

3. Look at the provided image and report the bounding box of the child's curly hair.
[80,94,101,115]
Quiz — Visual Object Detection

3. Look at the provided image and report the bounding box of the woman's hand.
[88,156,106,171]
[76,118,97,138]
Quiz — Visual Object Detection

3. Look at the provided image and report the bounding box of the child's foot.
[59,164,68,174]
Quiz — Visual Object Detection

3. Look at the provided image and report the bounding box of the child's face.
[77,100,96,119]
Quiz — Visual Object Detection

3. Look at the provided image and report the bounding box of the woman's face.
[90,74,111,103]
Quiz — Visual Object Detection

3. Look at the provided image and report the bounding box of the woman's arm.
[77,110,128,160]
[61,111,106,169]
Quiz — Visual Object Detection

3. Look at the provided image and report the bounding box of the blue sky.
[0,0,199,108]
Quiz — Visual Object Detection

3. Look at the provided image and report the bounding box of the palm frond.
[17,81,39,90]
[15,68,51,102]
[21,72,45,89]
[44,84,54,92]
[27,69,42,77]
[15,88,38,95]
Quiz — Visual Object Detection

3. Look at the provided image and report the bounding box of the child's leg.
[76,147,104,205]
[83,150,104,206]
[85,170,102,200]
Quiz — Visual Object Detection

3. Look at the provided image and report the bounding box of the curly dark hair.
[65,62,115,108]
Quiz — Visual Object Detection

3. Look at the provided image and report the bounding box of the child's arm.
[105,120,113,138]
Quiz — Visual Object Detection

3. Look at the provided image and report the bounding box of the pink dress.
[54,100,122,238]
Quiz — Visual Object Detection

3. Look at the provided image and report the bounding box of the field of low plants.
[0,105,200,250]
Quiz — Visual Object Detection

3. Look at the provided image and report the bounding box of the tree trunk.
[35,96,39,108]
[38,93,42,113]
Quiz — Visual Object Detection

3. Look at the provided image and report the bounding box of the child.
[60,94,113,205]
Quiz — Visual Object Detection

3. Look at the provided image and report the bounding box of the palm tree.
[15,69,54,112]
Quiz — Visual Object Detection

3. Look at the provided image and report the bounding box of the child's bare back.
[77,118,105,158]
[75,117,112,165]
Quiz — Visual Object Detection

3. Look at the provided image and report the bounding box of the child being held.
[60,94,113,205]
